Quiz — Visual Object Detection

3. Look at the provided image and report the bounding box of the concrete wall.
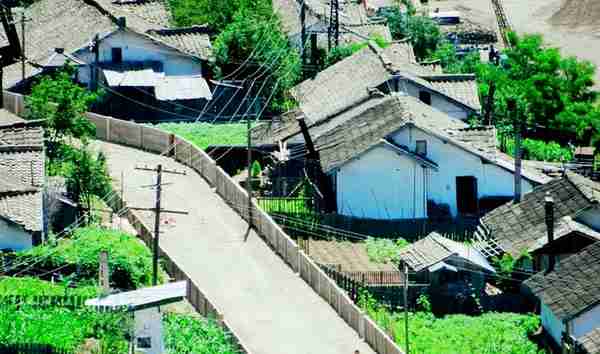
[391,126,534,217]
[0,219,32,251]
[335,145,427,219]
[75,29,203,84]
[541,302,565,346]
[134,307,164,354]
[400,80,470,120]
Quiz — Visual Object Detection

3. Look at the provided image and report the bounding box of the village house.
[524,241,600,352]
[0,112,45,251]
[398,232,495,313]
[300,93,547,220]
[2,0,215,121]
[473,172,600,272]
[255,40,480,148]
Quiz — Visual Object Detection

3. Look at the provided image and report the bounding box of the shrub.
[16,227,158,289]
[502,136,573,162]
[0,277,98,299]
[365,237,409,264]
[164,313,239,354]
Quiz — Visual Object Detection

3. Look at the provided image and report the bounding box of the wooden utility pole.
[300,0,307,68]
[91,33,100,91]
[404,264,410,354]
[507,98,522,203]
[20,11,24,81]
[131,164,188,285]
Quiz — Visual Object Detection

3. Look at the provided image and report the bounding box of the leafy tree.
[26,65,98,158]
[63,146,111,215]
[479,33,600,144]
[382,9,442,61]
[213,9,301,112]
[168,0,271,32]
[430,41,480,74]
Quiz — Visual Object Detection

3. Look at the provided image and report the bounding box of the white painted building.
[525,242,600,350]
[314,94,548,220]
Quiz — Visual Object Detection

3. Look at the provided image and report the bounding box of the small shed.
[86,281,186,354]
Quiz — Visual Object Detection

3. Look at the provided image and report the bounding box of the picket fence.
[3,91,405,354]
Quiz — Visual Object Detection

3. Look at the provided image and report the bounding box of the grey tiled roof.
[422,74,482,111]
[94,0,170,31]
[480,172,600,257]
[147,26,213,61]
[524,242,600,321]
[579,327,600,354]
[0,121,44,233]
[398,233,454,272]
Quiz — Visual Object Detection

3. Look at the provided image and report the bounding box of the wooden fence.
[3,91,405,354]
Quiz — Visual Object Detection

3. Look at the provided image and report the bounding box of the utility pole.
[328,0,340,51]
[508,98,522,203]
[20,10,27,82]
[404,264,409,354]
[300,0,307,68]
[91,33,100,92]
[131,164,188,285]
[0,55,4,110]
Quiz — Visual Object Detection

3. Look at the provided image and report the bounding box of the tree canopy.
[479,33,600,144]
[168,0,271,32]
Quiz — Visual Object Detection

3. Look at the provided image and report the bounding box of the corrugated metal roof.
[86,281,187,311]
[155,76,212,101]
[103,67,164,87]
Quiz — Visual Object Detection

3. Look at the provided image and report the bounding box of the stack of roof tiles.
[0,114,44,233]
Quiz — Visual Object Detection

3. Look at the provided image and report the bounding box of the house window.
[416,140,427,156]
[112,47,123,63]
[419,91,432,105]
[136,337,152,348]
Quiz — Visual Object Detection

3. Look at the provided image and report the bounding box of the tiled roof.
[147,26,213,61]
[0,121,44,233]
[398,233,454,272]
[480,172,600,257]
[422,74,482,111]
[94,0,170,31]
[314,94,465,172]
[579,327,600,354]
[524,242,600,321]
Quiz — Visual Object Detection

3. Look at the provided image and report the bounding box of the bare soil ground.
[419,0,600,87]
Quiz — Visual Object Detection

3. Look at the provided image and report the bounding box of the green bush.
[365,237,409,264]
[17,227,157,289]
[0,277,98,299]
[359,292,544,354]
[502,136,573,162]
[0,305,129,352]
[156,122,248,150]
[164,313,239,354]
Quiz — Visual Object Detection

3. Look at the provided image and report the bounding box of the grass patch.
[0,305,130,352]
[155,122,248,150]
[361,293,544,354]
[16,227,159,289]
[164,313,239,354]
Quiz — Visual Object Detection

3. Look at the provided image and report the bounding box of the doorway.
[456,176,478,215]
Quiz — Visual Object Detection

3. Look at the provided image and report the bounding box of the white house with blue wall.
[312,93,549,220]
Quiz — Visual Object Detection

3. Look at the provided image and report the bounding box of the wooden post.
[20,11,25,82]
[99,251,109,291]
[246,116,253,226]
[404,264,410,354]
[152,164,162,286]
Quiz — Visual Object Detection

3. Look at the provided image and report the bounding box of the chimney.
[55,48,64,54]
[545,192,556,271]
[117,17,126,29]
[508,98,522,203]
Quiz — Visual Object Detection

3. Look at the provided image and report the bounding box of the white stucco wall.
[0,219,32,251]
[335,145,428,219]
[391,126,534,216]
[576,206,600,231]
[541,302,565,346]
[74,29,203,84]
[572,303,600,339]
[135,307,164,354]
[400,80,470,120]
